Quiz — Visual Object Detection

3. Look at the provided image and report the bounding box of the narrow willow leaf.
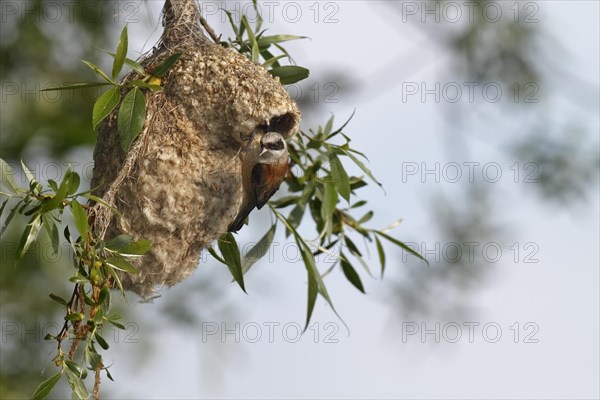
[31,371,62,400]
[350,200,367,209]
[21,160,35,186]
[95,333,110,350]
[0,158,19,193]
[152,53,182,77]
[0,203,19,236]
[375,230,428,265]
[251,41,260,63]
[69,200,88,238]
[208,246,227,264]
[218,233,246,293]
[65,312,84,322]
[261,54,286,69]
[80,193,120,215]
[81,60,114,84]
[67,172,80,195]
[49,293,67,306]
[269,66,310,85]
[18,215,42,258]
[342,150,383,188]
[65,367,89,400]
[324,115,334,136]
[119,239,152,255]
[40,82,113,91]
[340,254,365,293]
[241,16,255,44]
[375,236,386,277]
[304,273,318,331]
[105,234,134,251]
[326,109,356,140]
[257,35,307,48]
[106,256,139,274]
[320,183,338,239]
[241,224,276,274]
[118,87,146,152]
[92,87,120,131]
[85,347,103,370]
[329,154,350,202]
[0,199,7,220]
[223,10,239,38]
[107,265,124,294]
[112,25,128,80]
[358,211,374,224]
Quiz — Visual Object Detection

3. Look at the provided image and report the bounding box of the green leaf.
[261,54,286,69]
[342,150,383,188]
[105,234,134,251]
[92,87,120,131]
[324,115,334,136]
[18,215,42,258]
[106,256,139,274]
[329,154,350,202]
[31,371,62,400]
[95,333,110,350]
[112,25,128,80]
[340,254,365,293]
[320,183,338,239]
[21,160,36,186]
[85,346,103,370]
[99,48,146,76]
[40,82,113,91]
[121,239,152,255]
[105,234,151,255]
[0,199,7,223]
[69,200,88,238]
[68,275,89,284]
[65,312,84,322]
[107,264,124,295]
[0,158,19,193]
[1,202,19,236]
[375,236,386,277]
[251,41,260,63]
[125,57,146,75]
[326,110,356,140]
[304,273,318,331]
[241,224,276,274]
[358,211,374,224]
[375,230,428,265]
[81,60,114,84]
[49,293,67,306]
[67,172,81,195]
[118,87,146,152]
[217,233,246,293]
[257,35,307,48]
[269,66,310,85]
[152,53,182,77]
[65,366,89,400]
[208,246,227,264]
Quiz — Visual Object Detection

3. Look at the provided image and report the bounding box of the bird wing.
[252,163,287,209]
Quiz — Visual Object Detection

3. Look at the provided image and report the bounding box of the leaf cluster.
[1,159,150,399]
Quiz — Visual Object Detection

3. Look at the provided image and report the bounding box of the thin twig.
[199,14,220,44]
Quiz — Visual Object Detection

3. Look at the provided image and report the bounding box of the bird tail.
[227,208,252,232]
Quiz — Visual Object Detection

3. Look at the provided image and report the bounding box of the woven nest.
[90,0,300,300]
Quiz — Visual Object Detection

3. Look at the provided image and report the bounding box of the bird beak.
[259,148,267,156]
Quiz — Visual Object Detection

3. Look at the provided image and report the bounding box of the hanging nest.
[90,0,300,300]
